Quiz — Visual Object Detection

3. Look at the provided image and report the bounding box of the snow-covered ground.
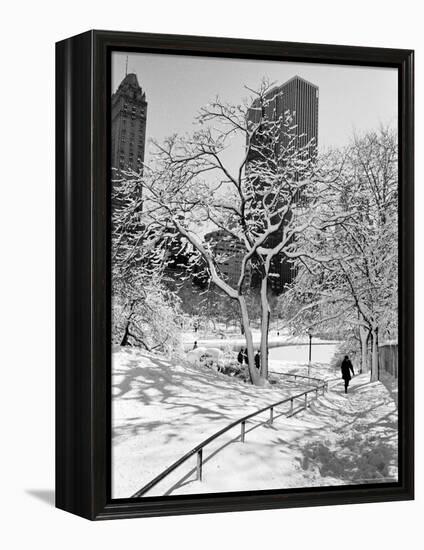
[182,328,339,351]
[112,346,398,498]
[268,344,339,377]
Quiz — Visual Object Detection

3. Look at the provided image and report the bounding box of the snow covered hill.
[112,347,398,498]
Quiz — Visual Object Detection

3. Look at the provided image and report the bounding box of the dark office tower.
[246,75,319,293]
[204,230,251,288]
[111,73,148,174]
[247,75,319,160]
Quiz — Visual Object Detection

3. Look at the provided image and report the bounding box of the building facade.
[111,72,148,259]
[111,73,148,174]
[247,75,319,160]
[246,75,319,293]
[204,229,251,288]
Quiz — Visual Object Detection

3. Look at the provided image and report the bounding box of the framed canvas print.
[56,30,414,520]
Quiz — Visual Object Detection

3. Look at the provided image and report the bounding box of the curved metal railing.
[131,374,328,498]
[271,370,324,383]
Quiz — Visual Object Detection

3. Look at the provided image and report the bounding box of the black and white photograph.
[1,0,420,542]
[111,52,400,499]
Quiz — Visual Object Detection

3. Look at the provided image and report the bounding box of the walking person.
[237,347,244,365]
[341,355,355,393]
[193,341,198,350]
[255,350,260,370]
[242,348,248,365]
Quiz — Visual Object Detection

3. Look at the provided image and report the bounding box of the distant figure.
[243,348,249,365]
[255,351,260,370]
[341,355,355,393]
[237,348,244,365]
[193,341,198,350]
[277,331,280,337]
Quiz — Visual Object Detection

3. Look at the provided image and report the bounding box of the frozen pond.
[269,343,338,372]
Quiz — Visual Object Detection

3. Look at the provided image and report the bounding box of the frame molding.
[56,30,414,520]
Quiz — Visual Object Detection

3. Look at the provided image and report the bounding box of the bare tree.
[132,82,349,384]
[280,127,398,382]
[111,172,182,352]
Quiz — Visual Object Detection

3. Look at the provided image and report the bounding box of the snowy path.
[112,348,398,498]
[168,374,398,495]
[112,347,317,498]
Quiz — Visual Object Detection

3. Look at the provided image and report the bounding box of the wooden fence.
[378,341,398,378]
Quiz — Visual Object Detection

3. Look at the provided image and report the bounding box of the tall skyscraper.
[247,75,319,160]
[247,75,319,293]
[111,72,148,174]
[204,230,251,288]
[111,72,148,260]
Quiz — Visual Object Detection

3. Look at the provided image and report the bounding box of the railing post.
[241,421,246,443]
[290,398,293,415]
[269,407,274,425]
[197,449,203,481]
[304,393,308,409]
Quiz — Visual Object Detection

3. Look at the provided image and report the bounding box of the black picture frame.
[56,29,414,521]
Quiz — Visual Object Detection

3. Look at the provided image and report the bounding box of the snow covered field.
[182,328,339,351]
[112,346,398,498]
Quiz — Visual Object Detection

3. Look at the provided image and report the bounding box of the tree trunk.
[120,319,131,346]
[238,296,261,385]
[259,275,270,379]
[370,326,379,382]
[359,325,370,374]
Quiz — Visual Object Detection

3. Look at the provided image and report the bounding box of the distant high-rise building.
[246,75,319,293]
[204,230,251,288]
[111,73,148,259]
[247,75,319,160]
[111,73,148,174]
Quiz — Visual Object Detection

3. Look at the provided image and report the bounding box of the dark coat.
[341,358,354,380]
[237,350,243,364]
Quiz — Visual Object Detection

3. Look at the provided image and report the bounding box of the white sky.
[112,52,398,166]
